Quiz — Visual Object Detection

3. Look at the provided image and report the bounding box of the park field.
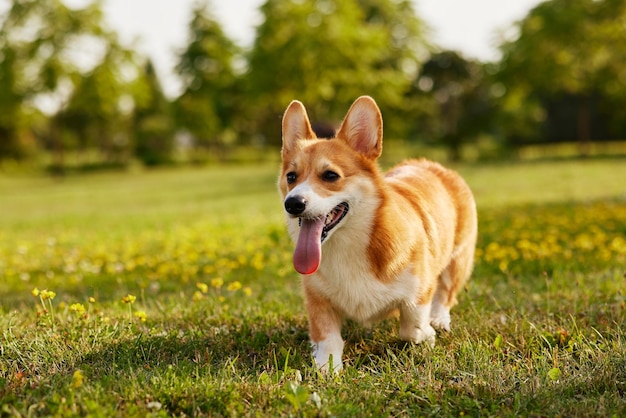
[1,157,625,416]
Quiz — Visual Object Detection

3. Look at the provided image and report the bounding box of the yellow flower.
[134,311,147,322]
[211,277,224,289]
[40,290,56,300]
[196,282,209,294]
[192,290,204,302]
[227,281,242,292]
[69,303,86,315]
[88,297,96,303]
[121,294,136,304]
[243,287,252,297]
[31,288,40,297]
[72,370,84,389]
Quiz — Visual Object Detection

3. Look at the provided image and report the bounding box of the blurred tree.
[0,41,27,160]
[55,45,141,167]
[174,0,241,160]
[0,0,144,169]
[132,60,175,166]
[246,0,429,145]
[1,0,102,163]
[414,51,495,161]
[497,0,626,153]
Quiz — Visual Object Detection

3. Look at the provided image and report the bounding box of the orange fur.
[279,96,477,373]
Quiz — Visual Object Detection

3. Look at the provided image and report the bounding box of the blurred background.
[1,0,625,174]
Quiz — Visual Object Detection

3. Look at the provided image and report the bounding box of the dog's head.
[278,96,383,275]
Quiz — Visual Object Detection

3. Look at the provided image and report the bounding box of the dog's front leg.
[311,330,343,374]
[304,284,344,373]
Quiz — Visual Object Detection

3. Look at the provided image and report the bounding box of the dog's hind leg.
[430,269,453,331]
[431,242,475,330]
[399,300,436,347]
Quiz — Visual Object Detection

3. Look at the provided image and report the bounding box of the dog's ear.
[336,96,383,160]
[282,100,317,156]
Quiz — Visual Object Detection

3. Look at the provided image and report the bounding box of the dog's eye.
[322,170,340,182]
[286,172,297,184]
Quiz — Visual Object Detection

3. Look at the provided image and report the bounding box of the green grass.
[1,157,625,416]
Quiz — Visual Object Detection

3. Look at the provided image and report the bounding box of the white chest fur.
[305,232,420,324]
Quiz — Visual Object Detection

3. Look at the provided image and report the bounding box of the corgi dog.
[278,96,477,373]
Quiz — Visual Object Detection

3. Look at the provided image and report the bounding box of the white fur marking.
[399,302,436,347]
[430,270,452,331]
[285,180,344,220]
[312,333,344,373]
[430,301,451,331]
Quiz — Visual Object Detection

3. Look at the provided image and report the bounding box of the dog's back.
[386,159,477,308]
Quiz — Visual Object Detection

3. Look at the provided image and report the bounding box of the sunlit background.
[0,0,542,98]
[1,0,624,170]
[1,1,626,415]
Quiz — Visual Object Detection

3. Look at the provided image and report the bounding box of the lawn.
[1,157,625,416]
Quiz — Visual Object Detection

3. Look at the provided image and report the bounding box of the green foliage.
[174,0,241,159]
[0,0,147,168]
[415,51,496,161]
[496,0,626,146]
[56,45,142,166]
[247,0,429,144]
[500,0,626,95]
[133,60,176,166]
[0,41,26,159]
[0,160,625,415]
[3,0,626,167]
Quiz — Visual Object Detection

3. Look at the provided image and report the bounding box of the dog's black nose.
[285,196,306,215]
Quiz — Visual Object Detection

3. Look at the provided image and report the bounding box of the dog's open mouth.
[294,202,349,275]
[319,202,349,242]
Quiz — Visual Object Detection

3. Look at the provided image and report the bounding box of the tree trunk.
[577,98,591,157]
[446,134,462,162]
[50,121,65,177]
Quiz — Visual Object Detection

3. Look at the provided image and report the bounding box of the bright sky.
[2,0,545,98]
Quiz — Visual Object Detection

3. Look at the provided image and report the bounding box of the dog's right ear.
[282,100,317,156]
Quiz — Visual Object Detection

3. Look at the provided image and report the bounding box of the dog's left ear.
[282,100,317,156]
[336,96,383,160]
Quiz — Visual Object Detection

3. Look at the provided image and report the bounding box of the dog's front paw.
[312,335,344,374]
[399,324,436,348]
[315,354,343,374]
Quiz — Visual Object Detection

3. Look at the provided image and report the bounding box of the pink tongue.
[293,218,325,275]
